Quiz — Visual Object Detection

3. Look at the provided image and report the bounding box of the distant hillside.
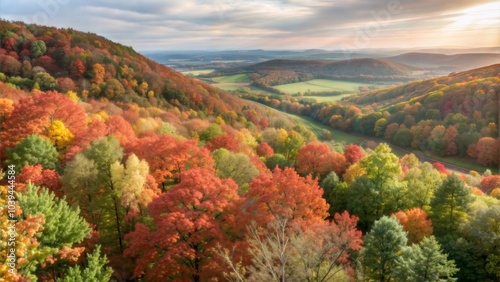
[386,52,500,71]
[344,63,500,107]
[235,58,416,78]
[0,20,250,115]
[240,63,499,165]
[217,58,418,91]
[320,58,416,77]
[244,59,331,71]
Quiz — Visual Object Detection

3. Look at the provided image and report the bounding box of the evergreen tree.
[18,184,90,250]
[360,216,407,282]
[430,174,473,237]
[6,134,58,173]
[17,183,91,278]
[61,245,113,282]
[320,171,340,197]
[395,236,458,282]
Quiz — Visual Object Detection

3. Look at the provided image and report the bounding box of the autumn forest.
[0,19,499,282]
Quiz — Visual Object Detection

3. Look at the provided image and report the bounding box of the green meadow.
[273,79,378,94]
[211,74,251,83]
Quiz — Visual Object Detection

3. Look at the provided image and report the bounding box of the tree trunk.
[113,197,123,253]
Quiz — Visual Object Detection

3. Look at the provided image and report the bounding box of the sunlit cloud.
[0,0,498,50]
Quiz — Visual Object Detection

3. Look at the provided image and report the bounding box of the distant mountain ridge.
[386,52,500,71]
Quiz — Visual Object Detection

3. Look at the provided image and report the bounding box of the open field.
[212,74,251,83]
[181,69,214,76]
[273,79,378,94]
[211,82,250,91]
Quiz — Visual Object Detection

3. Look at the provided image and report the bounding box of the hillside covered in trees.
[0,20,255,116]
[240,64,500,167]
[1,21,500,282]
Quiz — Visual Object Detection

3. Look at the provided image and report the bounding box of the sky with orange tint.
[1,0,499,51]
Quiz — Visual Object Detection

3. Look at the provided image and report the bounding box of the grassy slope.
[214,83,249,91]
[212,74,251,83]
[273,79,377,94]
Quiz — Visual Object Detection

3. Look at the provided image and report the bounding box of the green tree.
[374,118,388,137]
[459,205,500,281]
[6,134,58,174]
[265,153,291,170]
[282,130,305,160]
[463,205,500,258]
[34,72,58,91]
[212,148,260,193]
[320,171,340,197]
[61,154,100,224]
[395,236,458,282]
[62,136,126,255]
[199,123,223,141]
[393,127,413,147]
[61,245,113,282]
[30,40,47,58]
[17,184,90,251]
[157,122,178,135]
[83,136,125,253]
[360,216,407,282]
[430,173,473,237]
[17,183,91,279]
[404,162,442,211]
[429,125,446,156]
[347,143,407,231]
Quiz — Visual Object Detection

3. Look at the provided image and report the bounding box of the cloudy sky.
[1,0,499,51]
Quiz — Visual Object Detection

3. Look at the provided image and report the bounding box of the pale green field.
[212,74,251,83]
[213,83,249,91]
[181,69,214,76]
[274,79,377,94]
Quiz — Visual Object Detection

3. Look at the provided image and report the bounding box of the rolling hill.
[233,58,417,78]
[344,63,500,107]
[386,52,500,71]
[0,20,254,116]
[213,58,420,92]
[240,63,499,167]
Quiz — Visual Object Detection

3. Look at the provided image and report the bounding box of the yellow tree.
[47,120,74,150]
[0,98,14,121]
[137,81,148,96]
[111,154,159,213]
[66,91,80,103]
[342,163,366,185]
[92,64,105,84]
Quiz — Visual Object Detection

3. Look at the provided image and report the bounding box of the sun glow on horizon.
[447,2,500,31]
